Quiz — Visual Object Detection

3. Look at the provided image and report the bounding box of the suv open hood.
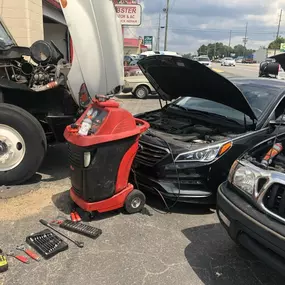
[60,0,124,104]
[138,55,257,120]
[270,53,285,71]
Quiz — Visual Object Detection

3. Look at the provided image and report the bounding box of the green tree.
[268,37,285,49]
[182,53,192,59]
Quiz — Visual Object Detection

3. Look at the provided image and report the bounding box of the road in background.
[212,62,259,78]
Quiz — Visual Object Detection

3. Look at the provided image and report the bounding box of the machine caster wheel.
[124,189,146,214]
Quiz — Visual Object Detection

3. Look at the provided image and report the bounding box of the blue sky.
[125,0,285,54]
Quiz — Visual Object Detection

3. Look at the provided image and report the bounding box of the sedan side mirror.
[269,118,285,127]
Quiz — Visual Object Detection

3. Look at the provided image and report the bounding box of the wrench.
[6,251,29,264]
[40,219,84,248]
[16,244,40,261]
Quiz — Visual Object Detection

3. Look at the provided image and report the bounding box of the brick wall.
[0,0,44,46]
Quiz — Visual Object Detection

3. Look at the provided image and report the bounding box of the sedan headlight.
[175,141,232,163]
[232,165,255,195]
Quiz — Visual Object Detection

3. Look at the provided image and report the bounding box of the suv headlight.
[232,164,255,195]
[175,141,232,163]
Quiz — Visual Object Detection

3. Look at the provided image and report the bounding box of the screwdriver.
[0,249,8,273]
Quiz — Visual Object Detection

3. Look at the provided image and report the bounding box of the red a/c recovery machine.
[64,95,149,214]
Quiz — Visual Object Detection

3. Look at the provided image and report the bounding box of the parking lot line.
[212,68,224,73]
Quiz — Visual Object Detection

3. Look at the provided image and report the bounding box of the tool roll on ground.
[64,94,149,214]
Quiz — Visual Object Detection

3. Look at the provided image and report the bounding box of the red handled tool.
[6,251,29,264]
[16,245,40,262]
[70,209,81,222]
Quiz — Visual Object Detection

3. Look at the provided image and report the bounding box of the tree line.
[183,43,255,59]
[183,37,285,59]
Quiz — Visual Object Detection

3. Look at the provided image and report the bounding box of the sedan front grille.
[135,141,170,166]
[263,184,285,219]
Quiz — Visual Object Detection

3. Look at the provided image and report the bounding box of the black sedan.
[131,55,285,204]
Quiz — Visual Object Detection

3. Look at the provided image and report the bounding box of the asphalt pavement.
[1,73,285,285]
[212,62,259,78]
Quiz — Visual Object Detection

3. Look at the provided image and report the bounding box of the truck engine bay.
[139,110,242,144]
[0,40,69,91]
[245,139,285,173]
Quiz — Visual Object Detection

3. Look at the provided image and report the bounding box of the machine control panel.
[78,107,108,136]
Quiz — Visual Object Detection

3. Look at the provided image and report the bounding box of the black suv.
[132,55,285,204]
[217,132,285,276]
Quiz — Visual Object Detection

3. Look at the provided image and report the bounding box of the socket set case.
[26,229,68,259]
[59,220,102,239]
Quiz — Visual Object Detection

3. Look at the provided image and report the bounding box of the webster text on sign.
[115,4,142,26]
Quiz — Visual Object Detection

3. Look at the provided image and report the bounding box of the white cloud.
[126,0,285,53]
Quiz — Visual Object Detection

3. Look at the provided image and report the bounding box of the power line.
[130,26,284,36]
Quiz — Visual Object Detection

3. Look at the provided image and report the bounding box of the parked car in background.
[197,55,212,67]
[132,55,285,204]
[124,59,143,77]
[217,129,285,276]
[221,57,236,66]
[138,51,182,60]
[122,75,155,99]
[236,56,244,63]
[242,58,257,64]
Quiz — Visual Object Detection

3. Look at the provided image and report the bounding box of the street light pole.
[164,0,170,51]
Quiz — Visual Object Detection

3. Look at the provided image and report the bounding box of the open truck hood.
[60,0,124,105]
[270,53,285,71]
[138,55,257,120]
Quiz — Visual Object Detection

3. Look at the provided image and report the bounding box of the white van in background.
[138,51,182,60]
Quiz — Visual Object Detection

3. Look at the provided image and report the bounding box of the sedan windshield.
[169,82,283,125]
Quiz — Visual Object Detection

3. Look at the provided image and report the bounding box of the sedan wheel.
[133,86,149,99]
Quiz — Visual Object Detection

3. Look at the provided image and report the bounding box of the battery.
[0,249,8,273]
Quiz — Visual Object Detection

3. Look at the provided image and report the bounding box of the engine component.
[30,40,63,65]
[261,143,283,167]
[21,62,34,75]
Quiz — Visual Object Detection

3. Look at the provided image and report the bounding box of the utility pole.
[164,0,170,51]
[228,30,232,47]
[156,13,161,51]
[274,9,283,55]
[228,30,232,56]
[243,22,248,57]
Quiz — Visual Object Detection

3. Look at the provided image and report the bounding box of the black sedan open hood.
[270,52,285,71]
[138,56,257,120]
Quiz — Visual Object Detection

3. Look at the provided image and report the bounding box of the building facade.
[0,0,70,60]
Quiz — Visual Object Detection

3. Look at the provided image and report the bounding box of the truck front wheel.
[0,104,47,185]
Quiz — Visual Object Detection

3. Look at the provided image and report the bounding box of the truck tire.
[0,103,47,185]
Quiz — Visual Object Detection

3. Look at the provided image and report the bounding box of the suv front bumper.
[217,182,285,276]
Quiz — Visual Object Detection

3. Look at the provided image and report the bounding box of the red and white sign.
[115,4,142,26]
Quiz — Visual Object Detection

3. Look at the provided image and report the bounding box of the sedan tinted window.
[236,83,283,113]
[170,81,284,124]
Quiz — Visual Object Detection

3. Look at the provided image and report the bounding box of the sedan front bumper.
[131,170,215,204]
[217,182,285,276]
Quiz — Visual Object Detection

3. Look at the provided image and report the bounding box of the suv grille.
[135,141,169,166]
[263,184,285,218]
